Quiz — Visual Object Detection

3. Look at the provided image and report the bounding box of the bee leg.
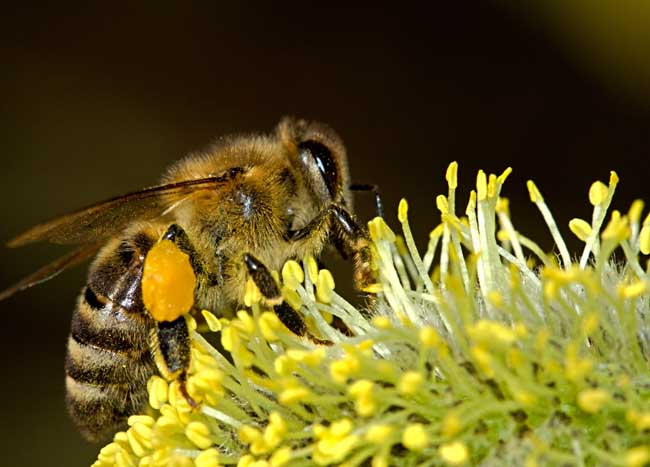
[350,183,384,218]
[288,204,375,292]
[328,205,375,292]
[162,223,220,286]
[243,253,330,344]
[150,316,198,408]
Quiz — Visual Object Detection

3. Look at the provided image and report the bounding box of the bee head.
[278,117,352,208]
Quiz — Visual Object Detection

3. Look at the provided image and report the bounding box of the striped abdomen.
[65,233,157,442]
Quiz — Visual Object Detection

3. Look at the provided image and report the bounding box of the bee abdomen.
[70,286,150,353]
[65,285,156,441]
[65,374,150,442]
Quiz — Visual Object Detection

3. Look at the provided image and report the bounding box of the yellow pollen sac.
[439,441,469,465]
[195,448,220,467]
[526,180,543,203]
[629,199,644,224]
[436,195,449,215]
[419,326,440,348]
[588,181,608,206]
[402,423,429,451]
[619,280,647,299]
[442,412,461,438]
[640,225,650,254]
[244,277,263,306]
[365,424,394,444]
[602,211,630,241]
[446,161,459,189]
[398,198,409,222]
[371,316,392,329]
[625,446,650,467]
[270,447,292,467]
[282,260,304,290]
[495,197,510,215]
[202,310,222,332]
[142,239,196,322]
[476,171,488,201]
[569,218,592,242]
[368,217,396,242]
[185,421,213,449]
[398,371,424,396]
[577,388,610,413]
[487,173,497,199]
[316,269,336,303]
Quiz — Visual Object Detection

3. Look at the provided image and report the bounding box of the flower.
[93,163,650,467]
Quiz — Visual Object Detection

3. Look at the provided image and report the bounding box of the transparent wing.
[0,242,102,301]
[8,176,228,247]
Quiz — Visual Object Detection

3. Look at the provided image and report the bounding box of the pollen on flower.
[402,423,429,451]
[439,441,469,465]
[147,375,168,410]
[436,195,449,215]
[201,309,222,332]
[371,315,392,329]
[195,448,221,467]
[625,446,650,467]
[627,410,650,431]
[270,446,292,467]
[397,370,424,396]
[313,419,359,465]
[577,388,610,413]
[329,355,360,383]
[185,421,213,449]
[244,277,263,306]
[258,311,282,341]
[278,383,311,405]
[281,260,304,290]
[316,269,335,303]
[365,424,394,444]
[442,412,462,438]
[348,379,376,416]
[398,198,409,223]
[618,280,647,299]
[589,180,609,206]
[640,224,650,254]
[569,218,592,241]
[446,161,458,189]
[419,326,440,348]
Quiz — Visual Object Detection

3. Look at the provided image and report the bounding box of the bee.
[1,117,380,442]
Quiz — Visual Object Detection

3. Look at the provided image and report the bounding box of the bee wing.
[0,242,103,301]
[7,176,228,247]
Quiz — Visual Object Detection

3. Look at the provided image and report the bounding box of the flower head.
[94,163,650,467]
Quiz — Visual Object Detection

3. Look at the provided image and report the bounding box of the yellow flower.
[93,165,650,467]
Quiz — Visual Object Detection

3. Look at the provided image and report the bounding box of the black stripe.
[84,286,105,310]
[71,308,145,353]
[65,338,152,386]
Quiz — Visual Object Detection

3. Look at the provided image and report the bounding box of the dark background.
[2,3,649,466]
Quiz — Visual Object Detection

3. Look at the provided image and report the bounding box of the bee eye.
[298,140,338,198]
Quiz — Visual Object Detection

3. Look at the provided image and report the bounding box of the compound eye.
[298,140,338,198]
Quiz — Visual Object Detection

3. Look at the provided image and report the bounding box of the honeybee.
[1,117,379,442]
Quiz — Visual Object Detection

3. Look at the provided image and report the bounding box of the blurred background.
[2,2,650,465]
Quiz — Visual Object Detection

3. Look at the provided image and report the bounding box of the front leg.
[330,205,375,291]
[288,204,375,292]
[243,253,307,337]
[243,253,329,344]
